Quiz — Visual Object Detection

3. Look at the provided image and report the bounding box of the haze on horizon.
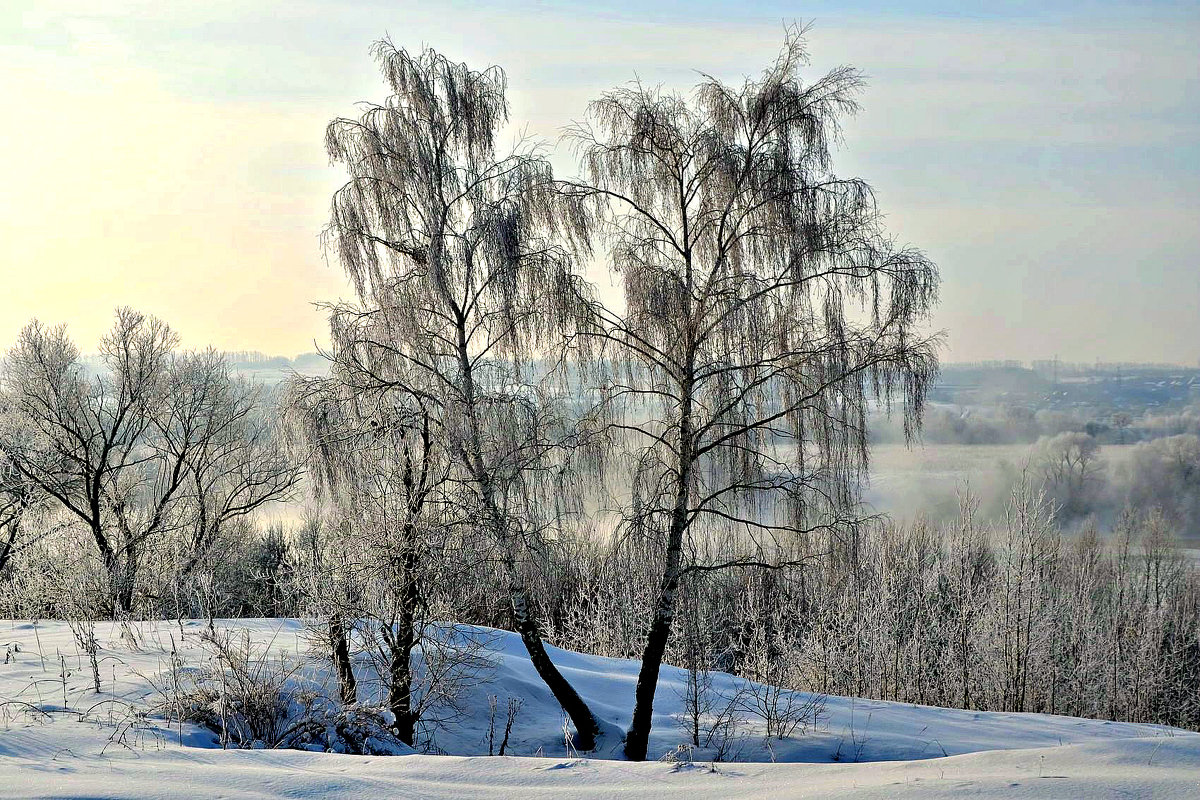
[3,0,1197,364]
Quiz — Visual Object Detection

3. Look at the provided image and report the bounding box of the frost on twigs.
[150,627,409,755]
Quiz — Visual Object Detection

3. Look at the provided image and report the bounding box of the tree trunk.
[475,467,600,749]
[108,544,137,616]
[387,632,416,745]
[0,525,15,576]
[624,576,679,760]
[452,328,600,751]
[94,527,123,618]
[386,525,421,746]
[624,501,688,761]
[626,370,694,761]
[329,617,357,705]
[511,574,599,751]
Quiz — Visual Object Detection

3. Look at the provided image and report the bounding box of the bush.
[154,627,408,754]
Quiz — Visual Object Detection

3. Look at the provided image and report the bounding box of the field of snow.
[2,619,1197,798]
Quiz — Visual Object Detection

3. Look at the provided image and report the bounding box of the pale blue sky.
[3,1,1197,363]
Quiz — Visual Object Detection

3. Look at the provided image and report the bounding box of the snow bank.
[1,619,1196,798]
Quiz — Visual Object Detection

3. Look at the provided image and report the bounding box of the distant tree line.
[870,403,1200,537]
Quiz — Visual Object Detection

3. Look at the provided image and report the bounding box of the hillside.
[2,620,1196,798]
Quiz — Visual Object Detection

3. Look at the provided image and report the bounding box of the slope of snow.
[1,619,1197,799]
[5,736,1200,800]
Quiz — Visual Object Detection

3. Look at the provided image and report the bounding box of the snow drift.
[1,619,1196,798]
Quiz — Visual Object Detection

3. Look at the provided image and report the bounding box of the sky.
[2,0,1197,364]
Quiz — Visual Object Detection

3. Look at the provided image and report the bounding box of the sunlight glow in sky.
[3,1,1197,362]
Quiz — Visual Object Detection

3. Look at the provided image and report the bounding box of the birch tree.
[322,41,602,748]
[561,27,940,759]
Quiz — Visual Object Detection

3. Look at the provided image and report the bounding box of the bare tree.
[947,489,992,709]
[169,350,299,582]
[1111,411,1133,444]
[285,358,456,745]
[561,26,940,759]
[1035,431,1102,517]
[997,480,1059,712]
[321,41,602,749]
[289,513,361,707]
[0,310,295,615]
[1,311,182,614]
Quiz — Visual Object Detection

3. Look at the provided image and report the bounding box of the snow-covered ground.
[2,619,1197,799]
